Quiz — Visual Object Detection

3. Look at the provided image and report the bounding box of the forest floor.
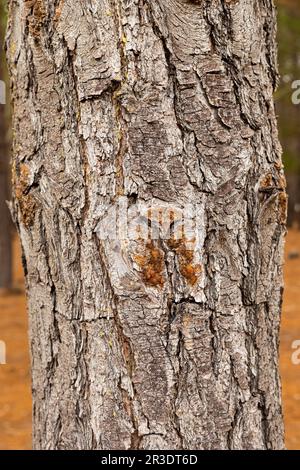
[0,231,300,450]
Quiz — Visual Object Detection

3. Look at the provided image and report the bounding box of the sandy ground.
[0,237,31,450]
[0,231,300,450]
[280,229,300,450]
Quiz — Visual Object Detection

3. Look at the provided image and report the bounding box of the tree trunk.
[6,0,286,450]
[0,99,12,290]
[0,0,12,290]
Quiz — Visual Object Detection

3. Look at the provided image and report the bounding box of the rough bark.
[6,0,286,450]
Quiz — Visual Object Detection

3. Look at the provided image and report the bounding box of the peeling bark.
[7,0,286,449]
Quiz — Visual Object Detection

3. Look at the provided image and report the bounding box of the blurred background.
[0,0,300,450]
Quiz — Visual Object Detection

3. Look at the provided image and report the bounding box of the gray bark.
[6,0,286,450]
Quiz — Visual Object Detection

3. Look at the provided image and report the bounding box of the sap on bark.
[166,236,202,286]
[134,240,165,288]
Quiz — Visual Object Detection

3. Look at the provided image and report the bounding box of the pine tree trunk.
[6,0,286,450]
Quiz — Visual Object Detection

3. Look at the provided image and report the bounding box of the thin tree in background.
[6,0,286,449]
[0,0,12,291]
[276,1,300,226]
